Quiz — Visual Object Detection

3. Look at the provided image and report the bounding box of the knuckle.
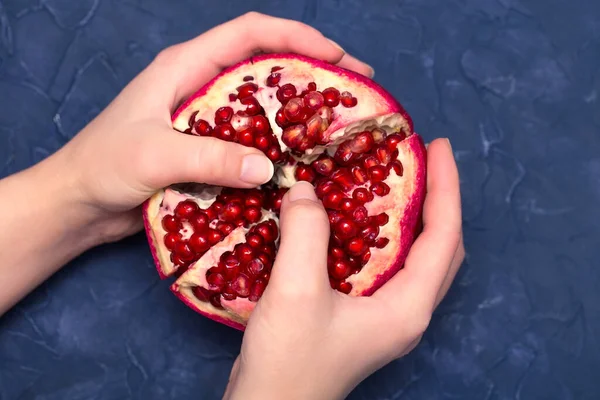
[409,312,432,339]
[241,11,265,22]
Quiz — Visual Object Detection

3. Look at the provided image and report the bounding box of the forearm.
[0,154,99,315]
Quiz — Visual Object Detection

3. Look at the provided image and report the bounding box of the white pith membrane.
[144,55,423,328]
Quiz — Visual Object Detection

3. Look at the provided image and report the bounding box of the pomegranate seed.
[219,202,243,222]
[175,241,194,261]
[222,285,237,301]
[256,252,272,270]
[334,142,356,165]
[331,168,354,191]
[215,123,236,141]
[363,156,379,169]
[223,254,240,277]
[330,247,345,259]
[282,124,307,149]
[171,253,188,267]
[243,75,254,81]
[306,114,326,142]
[376,146,392,164]
[346,237,366,256]
[328,210,344,225]
[322,87,340,107]
[271,66,283,72]
[266,146,283,162]
[256,222,277,243]
[323,190,344,209]
[303,91,325,111]
[370,182,390,196]
[246,258,265,276]
[268,188,287,211]
[194,119,213,136]
[283,98,304,122]
[243,206,261,223]
[375,213,390,226]
[254,135,271,151]
[316,106,333,125]
[276,83,297,104]
[315,180,339,197]
[340,198,356,214]
[249,279,267,302]
[295,162,317,183]
[351,166,368,185]
[163,232,181,251]
[329,259,352,280]
[340,91,358,107]
[252,115,269,135]
[338,281,352,294]
[246,233,264,249]
[162,215,181,232]
[261,244,276,258]
[352,206,369,225]
[275,108,288,127]
[214,107,233,124]
[236,82,258,99]
[375,237,390,249]
[312,157,335,176]
[266,72,281,87]
[230,114,253,131]
[307,82,317,91]
[188,212,208,232]
[217,222,235,236]
[361,250,371,265]
[368,165,389,182]
[386,134,403,150]
[228,93,237,102]
[188,111,199,127]
[245,193,264,208]
[389,160,404,176]
[361,225,380,243]
[352,188,373,204]
[240,96,262,116]
[372,128,387,143]
[235,243,254,263]
[238,129,254,147]
[230,274,251,298]
[335,219,358,239]
[207,272,226,289]
[174,200,199,219]
[208,229,224,244]
[192,286,210,302]
[189,233,209,253]
[350,132,374,154]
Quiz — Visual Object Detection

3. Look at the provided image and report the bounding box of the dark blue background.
[1,0,599,399]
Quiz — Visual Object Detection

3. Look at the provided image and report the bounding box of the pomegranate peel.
[142,52,426,330]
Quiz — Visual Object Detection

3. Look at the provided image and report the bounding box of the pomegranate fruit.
[143,53,426,330]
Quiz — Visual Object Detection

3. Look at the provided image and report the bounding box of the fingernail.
[445,138,452,151]
[327,38,346,54]
[288,181,318,202]
[240,154,274,185]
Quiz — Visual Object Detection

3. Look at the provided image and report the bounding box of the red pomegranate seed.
[323,190,344,209]
[236,82,258,99]
[338,281,352,294]
[230,274,251,298]
[363,156,379,169]
[243,206,261,223]
[163,232,181,251]
[375,237,390,249]
[240,96,262,116]
[283,98,304,122]
[192,286,210,302]
[376,146,392,164]
[246,233,264,249]
[214,107,233,124]
[275,108,287,127]
[352,206,369,225]
[208,229,224,244]
[375,213,390,226]
[215,123,236,141]
[370,182,390,196]
[346,237,366,256]
[351,166,368,185]
[252,115,269,135]
[266,72,281,87]
[188,233,209,253]
[340,198,357,214]
[228,93,237,102]
[188,111,199,127]
[219,202,243,222]
[254,135,271,151]
[268,188,287,212]
[282,124,307,149]
[256,224,275,243]
[328,210,344,225]
[261,244,276,258]
[389,160,404,176]
[331,168,354,191]
[303,91,325,111]
[194,119,213,136]
[171,253,188,266]
[307,82,317,91]
[175,241,194,261]
[256,252,272,270]
[245,193,264,208]
[361,225,380,243]
[276,83,297,104]
[162,215,181,232]
[368,165,389,182]
[352,188,373,204]
[335,219,358,239]
[350,132,375,154]
[372,128,387,143]
[330,247,345,259]
[217,222,235,236]
[315,180,339,197]
[222,285,236,300]
[334,142,356,165]
[340,91,358,107]
[243,75,254,81]
[386,134,403,150]
[207,271,226,289]
[329,259,352,280]
[361,250,371,265]
[306,114,325,142]
[235,243,254,263]
[174,200,199,219]
[266,145,283,162]
[249,279,267,302]
[312,157,335,176]
[246,258,265,276]
[189,212,209,231]
[322,87,340,107]
[271,66,283,72]
[316,106,333,125]
[294,162,317,183]
[238,129,254,147]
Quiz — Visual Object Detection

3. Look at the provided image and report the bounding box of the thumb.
[143,130,274,189]
[268,182,331,296]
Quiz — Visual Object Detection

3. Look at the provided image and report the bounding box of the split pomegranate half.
[143,53,426,330]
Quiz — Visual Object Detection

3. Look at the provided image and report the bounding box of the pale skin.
[0,12,464,400]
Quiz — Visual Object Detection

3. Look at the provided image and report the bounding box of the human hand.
[51,12,374,245]
[224,138,464,400]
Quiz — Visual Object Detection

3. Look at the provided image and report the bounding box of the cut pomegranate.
[143,53,426,331]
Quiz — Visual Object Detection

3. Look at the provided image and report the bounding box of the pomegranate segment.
[143,53,426,330]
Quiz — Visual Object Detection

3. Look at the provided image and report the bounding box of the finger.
[267,182,331,298]
[138,129,274,190]
[374,138,462,315]
[335,52,375,78]
[434,234,465,307]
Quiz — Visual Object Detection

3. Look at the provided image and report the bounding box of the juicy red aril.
[215,124,236,141]
[351,166,368,185]
[194,119,213,136]
[329,259,352,280]
[236,82,258,99]
[249,279,266,302]
[175,242,194,261]
[330,247,345,259]
[350,132,374,154]
[312,157,335,176]
[231,274,251,297]
[238,129,254,146]
[266,72,281,87]
[189,212,209,231]
[207,271,226,289]
[375,213,390,226]
[215,107,233,124]
[376,146,392,164]
[253,115,269,135]
[188,111,199,127]
[192,286,210,302]
[352,188,373,204]
[245,192,264,208]
[208,229,224,244]
[361,225,379,243]
[244,207,262,223]
[217,222,235,235]
[361,250,371,265]
[174,200,199,219]
[340,91,358,107]
[243,75,254,81]
[246,233,264,249]
[307,82,317,91]
[328,210,344,225]
[338,282,352,294]
[282,124,307,149]
[340,198,357,214]
[323,190,344,209]
[386,133,403,150]
[256,221,278,243]
[246,258,265,276]
[254,135,271,151]
[283,97,305,122]
[240,96,262,116]
[189,233,210,253]
[347,237,366,256]
[375,237,390,249]
[335,219,358,239]
[315,180,340,197]
[222,286,236,300]
[295,162,316,183]
[277,83,297,104]
[334,142,356,165]
[275,108,287,127]
[163,232,181,251]
[266,146,283,162]
[352,206,369,225]
[322,87,340,107]
[331,168,354,191]
[370,182,391,196]
[219,203,243,222]
[162,215,181,232]
[363,156,379,169]
[368,165,389,182]
[229,93,237,102]
[303,91,325,111]
[390,160,404,176]
[235,243,254,262]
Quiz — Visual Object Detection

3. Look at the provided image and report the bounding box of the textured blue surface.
[1,0,600,399]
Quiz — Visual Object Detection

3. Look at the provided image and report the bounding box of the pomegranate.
[143,53,426,330]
